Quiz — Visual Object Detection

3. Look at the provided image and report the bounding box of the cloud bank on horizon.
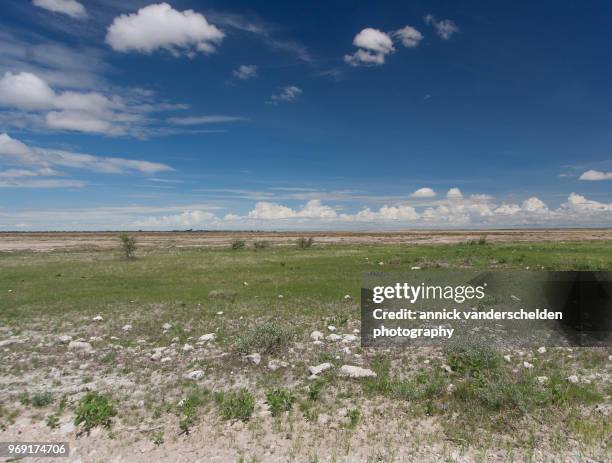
[0,1,610,229]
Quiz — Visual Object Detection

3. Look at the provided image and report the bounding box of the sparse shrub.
[215,389,255,422]
[265,388,295,416]
[231,239,246,250]
[31,391,53,407]
[234,322,295,354]
[119,233,137,259]
[348,408,360,428]
[478,235,488,245]
[74,391,117,432]
[253,240,269,250]
[297,237,314,249]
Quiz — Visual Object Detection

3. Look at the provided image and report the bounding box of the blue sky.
[0,0,611,230]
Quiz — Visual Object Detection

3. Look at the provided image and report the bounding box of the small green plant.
[74,391,117,433]
[348,408,360,428]
[231,239,246,250]
[46,395,67,429]
[297,237,314,249]
[178,391,209,435]
[253,240,269,249]
[31,391,53,408]
[119,233,137,259]
[18,392,30,406]
[265,388,295,417]
[307,380,325,401]
[215,389,255,422]
[152,431,164,445]
[446,346,502,377]
[234,322,295,354]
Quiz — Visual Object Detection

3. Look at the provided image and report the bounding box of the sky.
[0,0,611,230]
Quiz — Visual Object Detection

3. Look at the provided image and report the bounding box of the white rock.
[68,341,92,352]
[338,365,376,378]
[503,354,512,363]
[198,333,216,343]
[523,361,534,369]
[353,329,360,334]
[122,324,132,332]
[246,353,261,365]
[182,343,193,352]
[59,421,75,435]
[310,331,324,341]
[342,347,351,354]
[441,364,453,373]
[326,333,342,342]
[268,359,289,371]
[92,315,103,322]
[216,311,224,315]
[344,294,351,300]
[327,325,337,332]
[411,266,421,270]
[312,340,324,346]
[243,281,248,286]
[423,359,430,364]
[160,357,172,363]
[0,339,15,347]
[185,370,204,380]
[537,346,547,354]
[446,383,456,394]
[150,351,163,361]
[537,376,549,385]
[567,375,579,384]
[308,363,332,376]
[162,323,172,330]
[378,262,384,266]
[342,334,358,343]
[58,335,72,344]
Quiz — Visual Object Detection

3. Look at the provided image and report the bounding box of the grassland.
[0,237,611,462]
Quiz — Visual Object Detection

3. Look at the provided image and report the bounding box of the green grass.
[1,241,610,323]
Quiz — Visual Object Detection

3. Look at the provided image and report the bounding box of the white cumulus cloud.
[344,28,394,66]
[579,169,612,181]
[410,187,436,198]
[394,26,423,48]
[33,0,87,19]
[105,3,224,56]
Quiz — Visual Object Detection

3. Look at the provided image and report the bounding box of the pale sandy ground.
[1,229,611,252]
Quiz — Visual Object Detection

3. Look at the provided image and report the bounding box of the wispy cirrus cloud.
[33,0,87,20]
[0,132,173,188]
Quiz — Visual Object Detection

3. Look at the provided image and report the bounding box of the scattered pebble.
[308,363,332,376]
[246,353,261,365]
[523,361,534,369]
[185,370,204,380]
[326,333,342,342]
[537,346,547,354]
[338,365,376,378]
[343,294,351,300]
[268,359,289,371]
[122,324,132,332]
[58,335,72,344]
[310,331,324,341]
[327,325,337,332]
[182,343,193,352]
[567,375,579,384]
[537,376,549,385]
[92,315,103,322]
[411,266,421,270]
[68,341,92,352]
[503,355,512,363]
[198,333,216,343]
[441,364,453,373]
[162,323,172,330]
